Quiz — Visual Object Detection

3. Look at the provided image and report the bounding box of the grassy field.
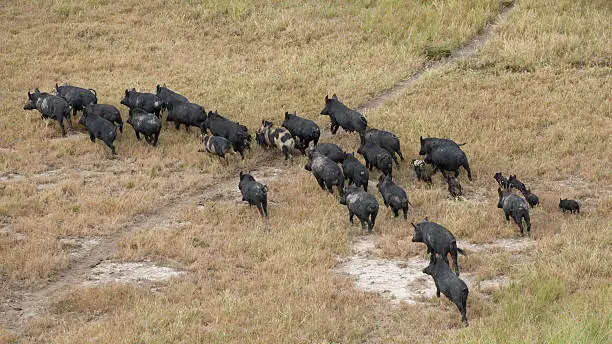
[0,0,610,343]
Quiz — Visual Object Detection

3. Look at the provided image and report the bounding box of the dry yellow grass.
[0,0,611,343]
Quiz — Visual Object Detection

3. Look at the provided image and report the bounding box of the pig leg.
[450,245,460,276]
[261,199,268,217]
[513,215,524,235]
[462,161,473,181]
[348,211,355,224]
[134,129,141,140]
[396,147,404,161]
[369,209,377,233]
[153,131,159,146]
[256,203,264,217]
[325,181,334,194]
[315,176,326,191]
[89,133,96,142]
[402,206,408,219]
[58,118,66,137]
[66,112,73,130]
[392,207,399,217]
[175,122,180,130]
[523,212,531,234]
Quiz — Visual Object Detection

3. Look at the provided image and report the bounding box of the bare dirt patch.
[83,261,184,287]
[334,234,524,305]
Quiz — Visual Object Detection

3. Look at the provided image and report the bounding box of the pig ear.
[325,95,329,102]
[285,111,289,119]
[34,88,40,93]
[55,83,59,91]
[332,94,337,100]
[125,89,129,96]
[419,136,423,143]
[27,91,32,99]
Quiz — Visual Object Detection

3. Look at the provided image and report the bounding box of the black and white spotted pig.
[23,89,73,136]
[258,120,295,160]
[412,159,434,184]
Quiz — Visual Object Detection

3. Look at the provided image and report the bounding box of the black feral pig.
[412,159,434,184]
[78,112,117,155]
[155,84,189,111]
[422,254,469,326]
[239,172,268,217]
[127,108,161,146]
[304,151,345,196]
[446,176,463,198]
[84,104,123,132]
[521,189,539,208]
[199,135,235,160]
[424,144,472,181]
[313,143,345,163]
[281,112,320,154]
[320,94,367,136]
[361,127,403,166]
[377,174,410,219]
[55,83,97,118]
[507,175,527,193]
[23,89,73,136]
[201,111,251,159]
[120,89,163,118]
[342,152,369,192]
[167,102,206,132]
[494,172,509,189]
[497,188,531,235]
[258,120,295,160]
[357,141,393,177]
[411,218,465,276]
[559,199,580,214]
[339,185,379,232]
[418,136,465,155]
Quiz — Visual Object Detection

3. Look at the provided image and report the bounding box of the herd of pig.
[22,84,582,325]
